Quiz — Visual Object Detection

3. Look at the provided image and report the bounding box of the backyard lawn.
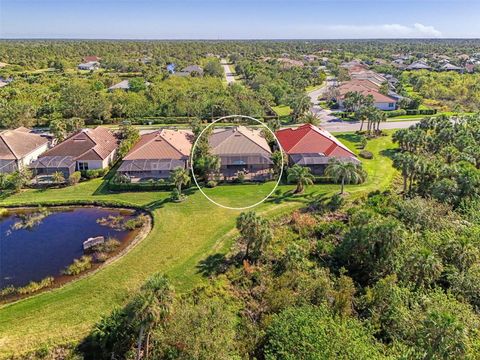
[0,132,397,357]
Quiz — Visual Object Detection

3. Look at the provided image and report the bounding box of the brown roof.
[43,127,117,161]
[124,129,193,161]
[209,126,271,156]
[0,128,48,160]
[338,81,396,103]
[83,56,101,62]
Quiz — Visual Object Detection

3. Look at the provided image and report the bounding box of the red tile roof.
[275,124,356,158]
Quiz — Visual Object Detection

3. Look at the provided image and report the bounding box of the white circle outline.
[189,115,284,210]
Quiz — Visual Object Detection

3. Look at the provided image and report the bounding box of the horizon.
[1,0,480,39]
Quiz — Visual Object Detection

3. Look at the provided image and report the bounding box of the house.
[209,126,273,181]
[83,56,101,63]
[117,129,193,181]
[108,80,131,91]
[275,124,359,175]
[0,127,49,174]
[174,65,204,77]
[0,77,13,88]
[406,61,431,71]
[336,80,397,111]
[440,63,464,72]
[30,127,117,178]
[276,58,304,69]
[78,61,100,71]
[303,55,318,62]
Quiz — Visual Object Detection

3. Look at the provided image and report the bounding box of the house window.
[389,103,395,108]
[78,162,89,171]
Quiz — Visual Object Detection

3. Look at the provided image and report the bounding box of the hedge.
[405,109,437,116]
[107,181,176,192]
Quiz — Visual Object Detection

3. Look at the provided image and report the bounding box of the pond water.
[0,207,137,289]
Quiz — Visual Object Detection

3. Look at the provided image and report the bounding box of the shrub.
[82,168,109,180]
[123,214,149,230]
[328,193,345,211]
[386,109,407,118]
[68,171,81,185]
[92,237,121,254]
[63,256,93,276]
[206,180,217,188]
[263,306,385,359]
[17,277,54,295]
[236,171,246,183]
[0,286,16,297]
[359,150,374,159]
[111,172,130,184]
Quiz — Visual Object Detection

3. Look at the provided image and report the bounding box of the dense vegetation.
[402,71,480,112]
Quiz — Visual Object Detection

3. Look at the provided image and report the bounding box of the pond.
[0,207,142,291]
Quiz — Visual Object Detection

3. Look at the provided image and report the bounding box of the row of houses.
[0,124,358,182]
[336,61,399,111]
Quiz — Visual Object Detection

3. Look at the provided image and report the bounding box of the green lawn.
[0,132,397,357]
[272,105,292,117]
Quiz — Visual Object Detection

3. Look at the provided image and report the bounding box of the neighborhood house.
[117,129,193,181]
[276,124,359,175]
[30,127,118,178]
[209,126,273,181]
[78,61,100,71]
[0,127,49,173]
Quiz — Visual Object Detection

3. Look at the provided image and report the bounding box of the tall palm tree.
[393,152,417,195]
[325,159,367,194]
[169,167,190,197]
[131,274,174,360]
[287,165,315,193]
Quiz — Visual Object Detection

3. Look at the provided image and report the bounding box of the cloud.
[324,23,442,38]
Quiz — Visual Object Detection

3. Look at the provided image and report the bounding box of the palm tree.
[131,273,174,360]
[301,111,320,126]
[271,150,286,176]
[325,159,367,195]
[392,152,416,196]
[51,171,65,184]
[287,165,315,193]
[169,167,190,198]
[236,211,272,262]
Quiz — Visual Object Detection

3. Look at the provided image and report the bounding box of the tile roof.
[108,80,130,90]
[338,81,396,103]
[275,124,357,159]
[123,129,193,161]
[209,126,272,156]
[0,127,48,160]
[43,127,117,161]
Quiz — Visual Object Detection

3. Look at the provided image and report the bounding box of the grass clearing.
[272,105,292,117]
[0,132,397,357]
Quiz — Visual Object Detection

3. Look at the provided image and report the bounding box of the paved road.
[306,79,418,132]
[320,119,419,132]
[221,59,235,84]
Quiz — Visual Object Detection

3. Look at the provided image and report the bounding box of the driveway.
[221,59,235,84]
[306,78,417,132]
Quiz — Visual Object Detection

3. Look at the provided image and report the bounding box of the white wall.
[18,143,49,168]
[375,102,397,111]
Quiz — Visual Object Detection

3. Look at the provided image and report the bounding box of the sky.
[1,0,479,39]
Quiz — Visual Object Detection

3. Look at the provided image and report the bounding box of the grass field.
[272,105,292,117]
[0,132,397,357]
